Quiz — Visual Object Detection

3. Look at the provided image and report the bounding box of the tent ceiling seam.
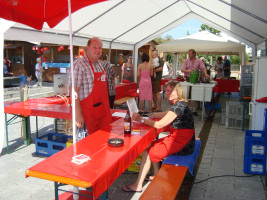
[218,0,267,25]
[134,12,191,47]
[193,12,256,46]
[110,0,181,43]
[8,27,133,46]
[72,0,126,36]
[187,0,265,39]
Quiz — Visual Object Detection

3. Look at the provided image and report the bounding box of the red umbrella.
[0,0,106,30]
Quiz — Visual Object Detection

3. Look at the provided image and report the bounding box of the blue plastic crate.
[244,130,267,158]
[35,133,72,156]
[243,156,266,175]
[264,109,267,131]
[205,102,221,111]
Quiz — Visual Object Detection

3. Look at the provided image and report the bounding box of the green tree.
[200,24,221,36]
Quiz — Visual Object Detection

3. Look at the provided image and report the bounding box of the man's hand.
[76,112,85,128]
[205,74,210,79]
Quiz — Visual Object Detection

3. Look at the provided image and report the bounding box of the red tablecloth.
[26,117,159,198]
[115,82,137,100]
[214,79,240,93]
[160,78,184,86]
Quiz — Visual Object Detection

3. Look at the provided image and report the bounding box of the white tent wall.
[0,19,15,154]
[3,0,267,74]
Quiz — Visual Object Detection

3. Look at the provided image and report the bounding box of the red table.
[25,117,163,199]
[214,79,240,93]
[115,82,137,100]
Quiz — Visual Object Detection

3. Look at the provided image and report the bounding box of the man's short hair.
[188,49,196,56]
[87,37,102,47]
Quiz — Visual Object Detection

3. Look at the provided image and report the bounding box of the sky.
[161,19,202,39]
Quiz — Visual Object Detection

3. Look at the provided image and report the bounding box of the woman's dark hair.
[217,57,222,62]
[141,52,149,62]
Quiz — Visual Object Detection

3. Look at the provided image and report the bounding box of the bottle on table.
[124,110,131,134]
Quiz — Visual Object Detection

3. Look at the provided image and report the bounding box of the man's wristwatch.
[141,119,145,124]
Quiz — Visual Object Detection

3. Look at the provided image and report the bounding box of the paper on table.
[112,112,126,118]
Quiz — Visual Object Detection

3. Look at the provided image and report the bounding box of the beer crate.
[225,101,243,129]
[244,130,267,175]
[35,133,72,156]
[240,65,253,87]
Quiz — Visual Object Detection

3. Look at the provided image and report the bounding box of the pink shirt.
[182,58,205,78]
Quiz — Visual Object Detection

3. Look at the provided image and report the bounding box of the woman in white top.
[214,57,224,79]
[35,57,44,87]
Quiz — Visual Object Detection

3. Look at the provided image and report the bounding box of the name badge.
[101,74,106,81]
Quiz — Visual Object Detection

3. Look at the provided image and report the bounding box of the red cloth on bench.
[148,127,194,163]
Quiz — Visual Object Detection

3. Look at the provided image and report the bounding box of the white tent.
[4,0,267,56]
[156,31,246,55]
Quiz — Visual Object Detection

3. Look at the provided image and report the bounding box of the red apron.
[80,59,112,134]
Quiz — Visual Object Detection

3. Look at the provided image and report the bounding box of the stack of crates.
[56,119,72,136]
[225,101,244,129]
[240,65,253,98]
[35,133,72,156]
[242,100,250,131]
[244,130,267,175]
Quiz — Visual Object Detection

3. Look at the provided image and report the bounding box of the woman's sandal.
[122,185,142,193]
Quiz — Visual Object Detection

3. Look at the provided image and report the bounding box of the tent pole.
[133,45,138,82]
[108,43,112,63]
[67,1,79,199]
[67,0,76,145]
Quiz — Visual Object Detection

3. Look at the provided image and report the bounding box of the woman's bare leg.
[123,149,151,191]
[148,100,152,113]
[139,100,144,111]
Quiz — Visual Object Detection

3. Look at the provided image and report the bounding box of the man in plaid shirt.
[68,37,104,129]
[99,52,116,108]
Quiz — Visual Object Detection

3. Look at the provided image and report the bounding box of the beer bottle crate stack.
[240,65,253,87]
[244,130,267,175]
[225,101,244,129]
[35,133,72,157]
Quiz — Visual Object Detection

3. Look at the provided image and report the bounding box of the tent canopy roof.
[4,0,267,52]
[156,31,246,55]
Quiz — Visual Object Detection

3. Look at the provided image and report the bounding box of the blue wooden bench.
[139,139,201,200]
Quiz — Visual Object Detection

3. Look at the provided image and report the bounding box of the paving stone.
[211,158,234,170]
[213,149,234,159]
[234,178,267,199]
[205,182,235,199]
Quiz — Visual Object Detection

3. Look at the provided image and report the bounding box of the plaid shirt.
[68,55,103,101]
[182,58,205,78]
[101,61,116,96]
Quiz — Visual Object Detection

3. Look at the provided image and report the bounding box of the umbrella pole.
[67,1,79,199]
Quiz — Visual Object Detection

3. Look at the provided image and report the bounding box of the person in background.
[99,52,116,108]
[223,55,231,78]
[35,57,44,87]
[4,57,11,72]
[118,53,126,67]
[121,54,134,82]
[122,80,195,193]
[151,50,164,112]
[138,52,154,113]
[214,57,224,79]
[68,37,112,141]
[181,49,210,116]
[200,57,212,76]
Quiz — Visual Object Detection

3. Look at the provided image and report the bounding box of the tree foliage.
[200,24,221,36]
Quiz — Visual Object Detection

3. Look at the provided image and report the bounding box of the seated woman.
[122,80,195,193]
